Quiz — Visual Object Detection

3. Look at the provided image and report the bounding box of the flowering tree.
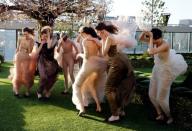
[141,0,166,26]
[0,0,112,27]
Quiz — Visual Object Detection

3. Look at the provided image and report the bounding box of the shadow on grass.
[78,102,182,131]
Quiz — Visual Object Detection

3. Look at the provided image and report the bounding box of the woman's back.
[84,39,100,57]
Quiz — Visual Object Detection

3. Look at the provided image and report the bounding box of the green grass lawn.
[0,63,183,131]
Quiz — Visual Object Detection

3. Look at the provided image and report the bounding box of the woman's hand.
[144,31,153,39]
[147,48,155,55]
[139,31,152,43]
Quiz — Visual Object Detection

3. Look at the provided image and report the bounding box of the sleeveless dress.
[37,42,59,94]
[9,39,34,89]
[72,51,107,112]
[105,45,136,115]
[149,49,187,119]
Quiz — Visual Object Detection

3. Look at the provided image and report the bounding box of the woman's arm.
[147,32,169,55]
[16,37,21,53]
[33,42,44,54]
[148,42,169,55]
[102,36,113,56]
[29,39,34,53]
[72,41,79,54]
[139,31,150,43]
[82,40,89,59]
[139,31,168,55]
[76,34,81,43]
[47,32,53,49]
[95,39,102,49]
[57,39,63,52]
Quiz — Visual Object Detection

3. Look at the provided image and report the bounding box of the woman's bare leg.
[90,86,101,112]
[68,58,75,84]
[149,68,163,119]
[63,62,69,93]
[157,78,173,124]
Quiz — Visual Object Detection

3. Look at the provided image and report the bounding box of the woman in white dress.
[139,28,187,124]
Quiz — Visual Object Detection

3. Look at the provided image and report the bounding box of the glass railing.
[1,29,192,61]
[126,32,192,54]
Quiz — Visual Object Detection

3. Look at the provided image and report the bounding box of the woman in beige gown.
[57,34,78,94]
[72,27,107,115]
[9,27,35,97]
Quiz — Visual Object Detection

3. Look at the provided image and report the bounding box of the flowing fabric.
[54,46,63,68]
[72,55,107,111]
[169,49,188,77]
[105,46,136,116]
[154,49,188,78]
[37,41,59,94]
[149,50,187,118]
[9,47,38,90]
[110,16,138,51]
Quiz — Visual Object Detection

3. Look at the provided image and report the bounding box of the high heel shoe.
[108,115,120,122]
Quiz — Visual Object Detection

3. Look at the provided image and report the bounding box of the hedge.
[0,54,4,71]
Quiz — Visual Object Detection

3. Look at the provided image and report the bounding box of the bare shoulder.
[84,39,93,44]
[163,40,170,48]
[19,36,24,41]
[107,35,114,41]
[106,35,116,45]
[30,37,34,43]
[158,41,170,53]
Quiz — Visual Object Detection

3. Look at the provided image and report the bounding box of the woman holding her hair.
[36,26,59,100]
[139,28,187,124]
[95,22,136,122]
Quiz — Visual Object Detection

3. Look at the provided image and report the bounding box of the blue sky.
[108,0,192,24]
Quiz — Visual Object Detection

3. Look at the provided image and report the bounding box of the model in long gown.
[57,35,79,94]
[36,40,59,99]
[149,49,187,124]
[95,22,136,122]
[139,28,188,124]
[72,46,107,115]
[72,27,107,115]
[9,35,34,97]
[105,44,136,121]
